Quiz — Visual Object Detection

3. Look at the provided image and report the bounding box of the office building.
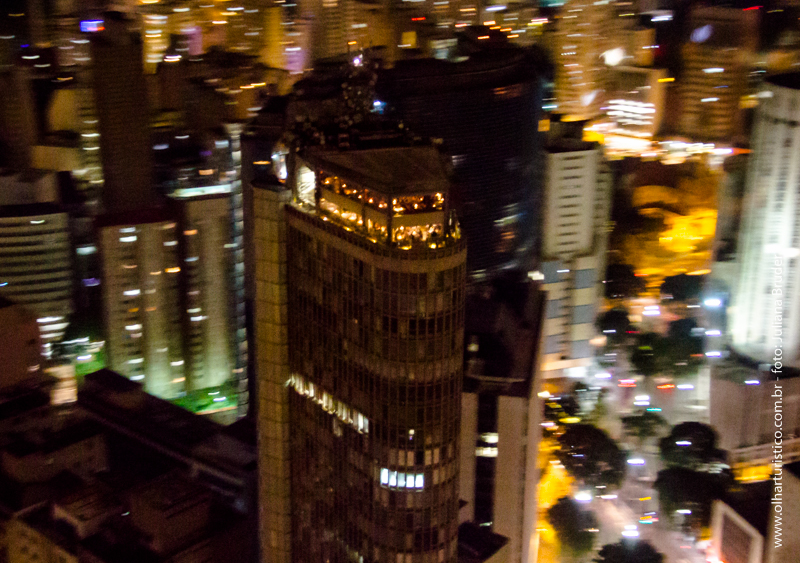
[253,143,466,563]
[0,197,73,355]
[91,14,155,213]
[97,208,183,399]
[679,7,757,141]
[549,0,613,120]
[605,66,668,139]
[710,356,800,482]
[378,39,544,280]
[708,465,800,563]
[536,119,611,379]
[0,297,42,391]
[460,278,545,563]
[732,73,800,366]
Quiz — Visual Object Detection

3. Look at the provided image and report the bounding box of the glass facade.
[283,151,466,563]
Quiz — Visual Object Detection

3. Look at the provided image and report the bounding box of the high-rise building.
[678,6,757,142]
[97,209,183,399]
[91,14,155,213]
[460,278,545,563]
[378,41,544,280]
[732,73,800,366]
[549,0,613,120]
[0,172,73,356]
[253,143,466,563]
[605,66,668,139]
[536,119,611,379]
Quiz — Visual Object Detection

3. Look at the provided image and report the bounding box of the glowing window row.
[289,373,369,434]
[380,469,424,490]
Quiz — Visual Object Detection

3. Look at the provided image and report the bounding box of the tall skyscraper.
[378,41,544,280]
[91,14,154,213]
[550,0,613,120]
[97,209,183,399]
[732,73,800,366]
[536,119,611,379]
[679,6,758,142]
[254,143,466,563]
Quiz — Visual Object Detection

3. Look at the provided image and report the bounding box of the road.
[578,345,712,562]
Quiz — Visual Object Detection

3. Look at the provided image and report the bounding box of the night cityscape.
[1,0,799,562]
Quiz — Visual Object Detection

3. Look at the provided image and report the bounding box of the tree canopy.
[547,497,597,556]
[659,422,727,471]
[557,424,626,488]
[594,540,664,563]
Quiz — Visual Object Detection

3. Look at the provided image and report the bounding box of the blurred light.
[574,491,592,503]
[704,298,722,307]
[628,458,646,465]
[676,441,692,446]
[677,509,692,514]
[745,380,760,385]
[706,351,721,357]
[602,47,624,66]
[705,330,721,336]
[657,384,675,389]
[677,384,694,390]
[595,372,612,379]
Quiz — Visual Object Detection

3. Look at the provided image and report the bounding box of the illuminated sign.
[80,20,104,33]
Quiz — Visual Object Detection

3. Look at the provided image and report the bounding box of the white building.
[536,121,611,378]
[98,209,183,399]
[732,74,800,367]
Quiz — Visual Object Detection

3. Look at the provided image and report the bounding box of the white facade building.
[732,74,800,367]
[537,126,611,378]
[98,210,183,399]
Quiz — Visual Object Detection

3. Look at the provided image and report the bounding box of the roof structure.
[303,146,451,196]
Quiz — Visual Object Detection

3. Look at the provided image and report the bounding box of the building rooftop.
[722,480,772,536]
[463,277,544,397]
[768,72,800,91]
[457,521,509,563]
[303,146,451,196]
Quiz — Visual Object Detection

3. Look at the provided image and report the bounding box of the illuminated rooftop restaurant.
[293,146,461,250]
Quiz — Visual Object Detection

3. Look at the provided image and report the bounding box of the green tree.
[547,497,597,557]
[629,332,663,377]
[596,308,631,346]
[594,541,664,563]
[660,273,704,302]
[621,410,669,447]
[654,467,731,534]
[659,422,727,471]
[557,424,626,488]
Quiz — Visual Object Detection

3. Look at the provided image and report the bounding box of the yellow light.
[639,497,651,501]
[183,229,197,236]
[484,21,496,25]
[348,41,357,45]
[538,391,551,398]
[562,417,581,424]
[166,267,181,273]
[478,35,490,40]
[658,77,675,83]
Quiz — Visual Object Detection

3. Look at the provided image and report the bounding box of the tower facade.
[550,0,613,120]
[254,144,466,563]
[538,120,611,378]
[378,46,543,280]
[679,7,757,142]
[732,73,800,366]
